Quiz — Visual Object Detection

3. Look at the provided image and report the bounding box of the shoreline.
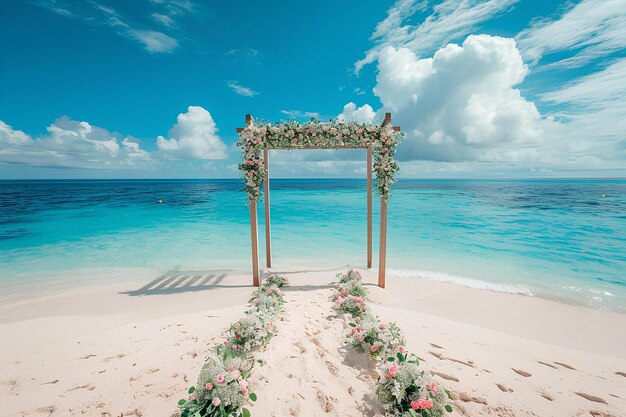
[2,264,626,315]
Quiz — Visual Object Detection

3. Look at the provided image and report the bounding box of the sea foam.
[387,268,534,296]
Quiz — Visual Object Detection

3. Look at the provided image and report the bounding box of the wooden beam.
[378,198,387,288]
[264,148,271,268]
[241,114,259,286]
[367,146,373,269]
[250,201,260,287]
[378,113,393,288]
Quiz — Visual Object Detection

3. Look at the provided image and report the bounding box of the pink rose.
[379,323,386,330]
[410,401,419,410]
[388,366,396,377]
[212,397,221,407]
[399,346,406,353]
[189,393,197,400]
[355,317,360,323]
[428,381,437,394]
[215,374,225,385]
[232,344,238,350]
[425,399,433,409]
[370,345,379,353]
[205,383,213,390]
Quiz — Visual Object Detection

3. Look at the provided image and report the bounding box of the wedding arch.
[237,113,402,288]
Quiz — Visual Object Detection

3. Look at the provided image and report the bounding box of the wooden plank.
[378,198,387,288]
[250,201,260,286]
[367,146,373,268]
[264,148,272,268]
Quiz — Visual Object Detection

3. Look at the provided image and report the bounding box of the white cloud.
[32,0,180,53]
[128,29,178,53]
[0,118,151,169]
[157,106,227,160]
[355,0,518,73]
[374,35,556,162]
[516,0,626,69]
[151,12,175,27]
[337,103,377,123]
[227,80,259,97]
[540,59,626,151]
[281,110,321,119]
[1,106,227,173]
[370,34,625,170]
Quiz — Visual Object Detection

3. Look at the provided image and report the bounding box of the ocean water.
[1,179,625,312]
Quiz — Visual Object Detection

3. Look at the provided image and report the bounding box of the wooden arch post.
[237,114,260,286]
[378,113,392,288]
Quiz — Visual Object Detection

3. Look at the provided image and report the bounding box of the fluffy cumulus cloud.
[157,106,227,160]
[337,103,377,123]
[374,35,558,163]
[0,106,227,174]
[0,117,151,169]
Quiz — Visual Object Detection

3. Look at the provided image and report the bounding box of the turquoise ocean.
[1,179,625,312]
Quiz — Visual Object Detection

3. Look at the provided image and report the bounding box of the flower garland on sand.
[237,119,402,202]
[176,275,290,417]
[334,269,453,417]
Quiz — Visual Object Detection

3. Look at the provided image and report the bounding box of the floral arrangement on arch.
[333,269,453,416]
[237,119,402,201]
[176,274,290,417]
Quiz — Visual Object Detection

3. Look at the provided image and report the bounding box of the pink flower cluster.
[410,399,433,410]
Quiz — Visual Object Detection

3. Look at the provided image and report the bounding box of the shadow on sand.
[121,271,251,296]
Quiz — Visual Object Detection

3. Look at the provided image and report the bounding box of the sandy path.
[248,282,384,417]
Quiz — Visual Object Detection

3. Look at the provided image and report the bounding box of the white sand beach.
[1,269,625,417]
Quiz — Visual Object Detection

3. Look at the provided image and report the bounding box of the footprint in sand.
[432,371,459,382]
[614,371,626,378]
[80,354,96,360]
[67,384,95,392]
[41,379,59,385]
[5,379,18,393]
[325,361,339,377]
[495,383,513,393]
[540,392,553,401]
[538,361,557,369]
[315,389,335,413]
[34,406,56,414]
[575,392,608,404]
[511,368,531,377]
[459,392,488,405]
[430,343,444,349]
[429,351,443,359]
[104,353,127,362]
[589,411,618,417]
[293,341,307,354]
[554,361,576,370]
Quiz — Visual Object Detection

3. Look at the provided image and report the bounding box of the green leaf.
[396,352,405,362]
[387,356,395,362]
[256,359,265,367]
[242,408,251,417]
[194,412,201,417]
[445,389,453,400]
[445,405,453,412]
[249,393,257,402]
[178,399,187,406]
[348,322,356,327]
[188,386,196,394]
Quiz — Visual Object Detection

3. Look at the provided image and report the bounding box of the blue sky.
[1,0,624,179]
